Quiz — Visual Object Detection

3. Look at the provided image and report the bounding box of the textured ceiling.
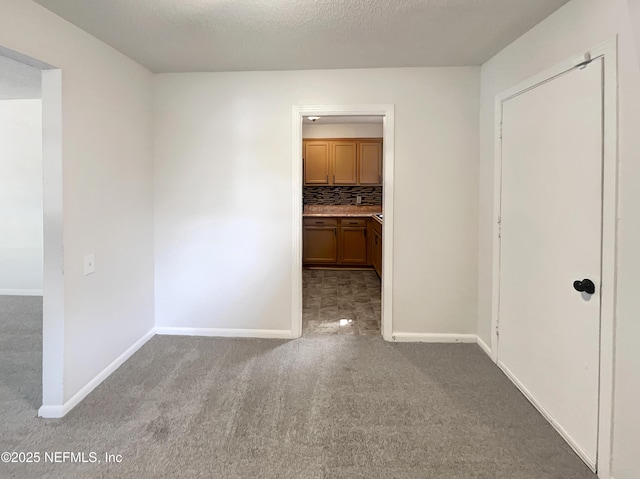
[32,0,570,73]
[0,55,41,100]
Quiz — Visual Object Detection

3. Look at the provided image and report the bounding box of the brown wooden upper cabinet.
[332,141,358,184]
[303,138,382,186]
[359,141,383,185]
[303,141,330,185]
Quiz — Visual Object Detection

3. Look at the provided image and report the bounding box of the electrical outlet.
[356,195,362,204]
[84,254,95,276]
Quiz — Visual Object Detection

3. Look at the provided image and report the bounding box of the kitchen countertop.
[303,205,382,219]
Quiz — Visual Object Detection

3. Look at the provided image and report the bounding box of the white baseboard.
[0,288,43,296]
[155,327,294,339]
[476,335,492,357]
[37,405,64,418]
[38,328,156,419]
[391,333,477,343]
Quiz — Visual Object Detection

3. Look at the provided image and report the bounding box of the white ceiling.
[303,115,383,124]
[32,0,570,73]
[0,55,41,100]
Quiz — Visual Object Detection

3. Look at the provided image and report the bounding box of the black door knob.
[573,279,595,295]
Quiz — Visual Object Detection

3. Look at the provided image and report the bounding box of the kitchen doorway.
[302,116,383,336]
[291,105,395,340]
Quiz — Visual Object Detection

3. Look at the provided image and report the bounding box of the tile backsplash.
[303,186,382,206]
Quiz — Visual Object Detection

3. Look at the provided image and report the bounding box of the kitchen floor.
[303,269,381,336]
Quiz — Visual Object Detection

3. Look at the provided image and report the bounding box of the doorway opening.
[0,54,43,419]
[291,105,395,341]
[0,46,64,418]
[301,116,383,336]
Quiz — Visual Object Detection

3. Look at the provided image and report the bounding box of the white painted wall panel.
[303,123,383,138]
[630,0,640,66]
[478,1,640,476]
[154,67,480,336]
[0,99,42,294]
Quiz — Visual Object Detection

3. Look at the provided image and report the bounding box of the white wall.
[0,99,42,294]
[630,0,640,65]
[0,0,155,405]
[303,122,383,138]
[154,67,479,336]
[477,1,640,477]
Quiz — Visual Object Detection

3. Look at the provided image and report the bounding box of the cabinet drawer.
[340,218,366,227]
[304,217,338,227]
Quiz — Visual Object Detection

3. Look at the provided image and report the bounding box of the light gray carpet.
[1,299,596,478]
[0,295,42,411]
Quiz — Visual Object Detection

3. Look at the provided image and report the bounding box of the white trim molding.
[0,289,43,296]
[391,333,477,343]
[292,104,395,341]
[38,328,156,418]
[490,38,618,479]
[476,336,491,357]
[155,327,294,339]
[37,404,64,419]
[41,67,65,416]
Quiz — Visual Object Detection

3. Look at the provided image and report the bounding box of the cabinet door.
[372,230,382,277]
[359,141,382,185]
[332,141,358,184]
[303,226,338,263]
[340,227,368,264]
[304,141,330,185]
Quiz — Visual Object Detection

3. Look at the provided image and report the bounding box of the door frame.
[0,45,65,417]
[490,39,618,477]
[291,105,395,341]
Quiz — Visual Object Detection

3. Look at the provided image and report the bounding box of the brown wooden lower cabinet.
[372,230,382,277]
[370,218,383,278]
[340,220,367,264]
[303,218,338,263]
[303,217,375,268]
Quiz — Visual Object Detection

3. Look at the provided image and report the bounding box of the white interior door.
[498,58,603,468]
